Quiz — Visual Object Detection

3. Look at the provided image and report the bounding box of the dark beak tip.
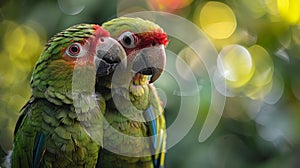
[149,68,163,83]
[131,45,166,83]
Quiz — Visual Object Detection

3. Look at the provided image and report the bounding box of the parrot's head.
[30,24,126,105]
[102,17,168,87]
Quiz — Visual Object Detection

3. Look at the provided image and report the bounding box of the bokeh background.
[1,0,300,167]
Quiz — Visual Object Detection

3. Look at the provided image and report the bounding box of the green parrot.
[95,17,168,168]
[11,24,126,168]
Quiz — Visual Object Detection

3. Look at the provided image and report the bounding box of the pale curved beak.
[95,37,127,77]
[132,44,166,83]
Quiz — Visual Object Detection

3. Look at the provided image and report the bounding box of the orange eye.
[66,43,83,57]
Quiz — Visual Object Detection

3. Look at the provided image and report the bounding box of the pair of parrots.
[8,17,168,168]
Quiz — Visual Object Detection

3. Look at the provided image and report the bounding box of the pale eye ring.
[118,31,136,48]
[66,43,83,57]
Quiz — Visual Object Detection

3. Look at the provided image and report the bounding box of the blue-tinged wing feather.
[33,132,46,168]
[144,105,165,168]
[144,105,157,150]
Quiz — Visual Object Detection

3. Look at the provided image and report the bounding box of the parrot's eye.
[66,43,84,57]
[118,31,136,48]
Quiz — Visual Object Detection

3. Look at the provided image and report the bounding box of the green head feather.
[30,24,103,105]
[102,17,164,38]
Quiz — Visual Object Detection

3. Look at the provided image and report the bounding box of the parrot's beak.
[95,37,126,77]
[132,44,166,83]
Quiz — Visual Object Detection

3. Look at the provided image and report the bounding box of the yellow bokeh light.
[199,1,237,39]
[2,22,44,72]
[277,0,300,24]
[217,45,255,88]
[0,20,45,87]
[3,22,24,55]
[247,45,274,87]
[245,80,272,100]
[4,25,42,60]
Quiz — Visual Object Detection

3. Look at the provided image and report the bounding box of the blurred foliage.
[1,0,300,167]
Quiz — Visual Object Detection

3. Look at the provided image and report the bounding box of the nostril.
[151,42,156,46]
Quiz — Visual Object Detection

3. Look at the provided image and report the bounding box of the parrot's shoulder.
[12,97,47,167]
[14,96,37,135]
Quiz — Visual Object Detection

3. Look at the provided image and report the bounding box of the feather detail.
[143,105,157,150]
[33,133,46,168]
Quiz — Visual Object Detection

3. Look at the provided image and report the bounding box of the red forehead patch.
[135,31,169,48]
[93,25,110,38]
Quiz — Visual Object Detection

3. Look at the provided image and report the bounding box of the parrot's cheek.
[132,45,166,83]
